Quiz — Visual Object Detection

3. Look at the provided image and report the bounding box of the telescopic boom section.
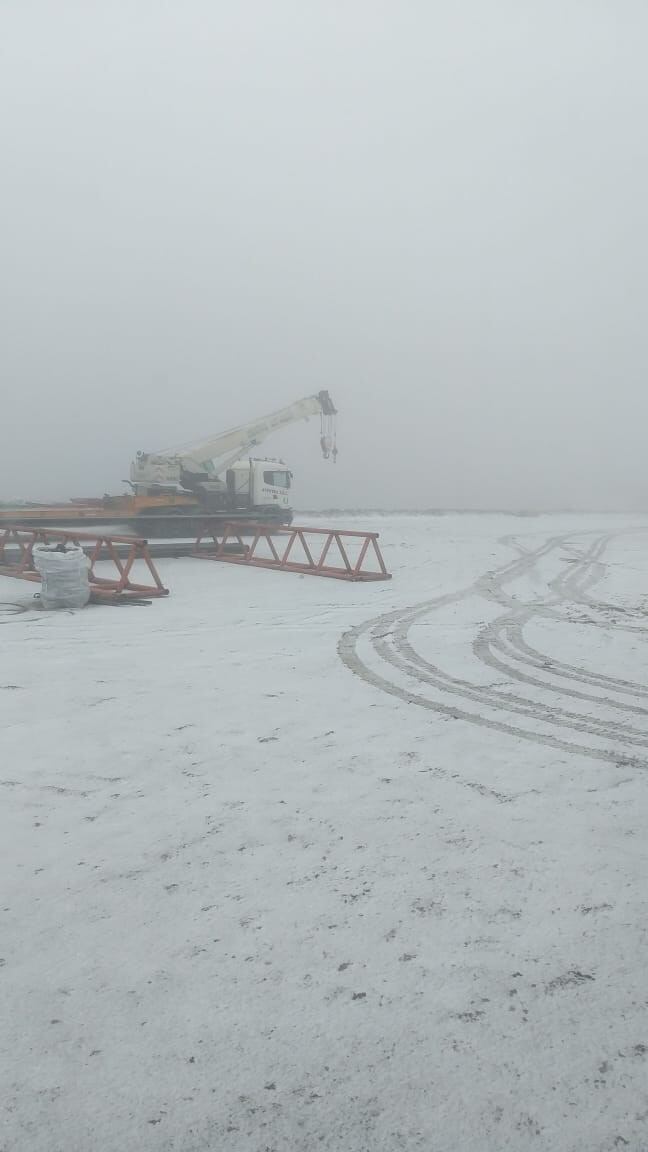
[179,390,337,476]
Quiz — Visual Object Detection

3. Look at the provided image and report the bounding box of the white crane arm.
[177,391,336,476]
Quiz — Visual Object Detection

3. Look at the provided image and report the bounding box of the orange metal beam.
[193,522,391,582]
[0,525,169,600]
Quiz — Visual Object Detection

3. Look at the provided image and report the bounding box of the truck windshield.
[263,470,291,489]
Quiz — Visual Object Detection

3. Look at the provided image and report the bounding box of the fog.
[2,1,648,511]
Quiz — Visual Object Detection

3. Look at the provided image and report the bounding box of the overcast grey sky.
[2,1,648,510]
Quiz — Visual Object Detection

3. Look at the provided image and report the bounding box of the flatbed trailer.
[0,499,291,537]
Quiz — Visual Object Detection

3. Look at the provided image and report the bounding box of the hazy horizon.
[3,2,648,512]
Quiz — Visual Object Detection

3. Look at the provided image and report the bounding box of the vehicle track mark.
[339,531,648,770]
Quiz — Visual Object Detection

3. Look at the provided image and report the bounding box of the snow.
[2,514,648,1152]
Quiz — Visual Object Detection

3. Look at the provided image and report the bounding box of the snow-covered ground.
[2,514,648,1152]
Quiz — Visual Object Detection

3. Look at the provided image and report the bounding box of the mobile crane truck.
[0,392,338,536]
[129,389,338,529]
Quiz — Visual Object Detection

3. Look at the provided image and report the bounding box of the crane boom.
[178,390,337,476]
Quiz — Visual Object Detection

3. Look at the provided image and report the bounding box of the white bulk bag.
[32,544,91,610]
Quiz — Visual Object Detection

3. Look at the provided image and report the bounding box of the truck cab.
[226,458,293,519]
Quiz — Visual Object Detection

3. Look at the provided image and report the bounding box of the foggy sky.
[2,1,648,511]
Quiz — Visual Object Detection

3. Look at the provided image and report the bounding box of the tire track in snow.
[339,531,648,769]
[474,535,648,717]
